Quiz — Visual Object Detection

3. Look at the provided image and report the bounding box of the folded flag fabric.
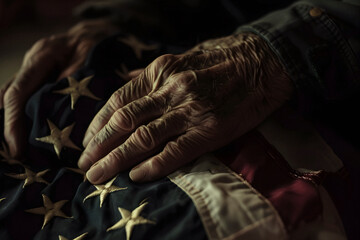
[0,34,351,240]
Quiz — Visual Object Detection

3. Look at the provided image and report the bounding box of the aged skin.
[0,19,120,157]
[78,33,294,183]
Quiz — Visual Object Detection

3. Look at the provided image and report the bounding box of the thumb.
[3,50,59,157]
[3,85,27,158]
[0,76,14,109]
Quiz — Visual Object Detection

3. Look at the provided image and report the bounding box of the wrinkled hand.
[0,19,119,157]
[78,33,294,183]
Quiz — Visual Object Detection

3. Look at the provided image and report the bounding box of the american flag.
[0,33,354,240]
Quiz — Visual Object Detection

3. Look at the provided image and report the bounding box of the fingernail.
[129,165,146,182]
[86,163,104,183]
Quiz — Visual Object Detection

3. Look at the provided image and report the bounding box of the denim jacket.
[236,0,360,143]
[234,1,360,238]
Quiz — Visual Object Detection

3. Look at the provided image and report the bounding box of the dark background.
[0,0,85,84]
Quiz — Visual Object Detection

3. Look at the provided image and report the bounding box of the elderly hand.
[78,33,294,183]
[0,19,119,157]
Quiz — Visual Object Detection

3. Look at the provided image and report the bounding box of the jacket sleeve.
[73,0,237,45]
[236,0,360,117]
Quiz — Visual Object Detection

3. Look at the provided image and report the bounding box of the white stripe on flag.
[168,154,287,240]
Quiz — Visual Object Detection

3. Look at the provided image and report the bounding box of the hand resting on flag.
[0,19,120,158]
[79,33,294,183]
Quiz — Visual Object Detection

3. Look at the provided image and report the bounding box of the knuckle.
[150,117,167,129]
[111,109,134,131]
[171,71,197,91]
[4,86,20,103]
[165,141,181,157]
[133,125,156,151]
[155,54,177,66]
[147,156,167,176]
[92,124,115,145]
[182,71,197,85]
[147,54,178,84]
[104,150,123,168]
[148,94,166,110]
[109,89,126,108]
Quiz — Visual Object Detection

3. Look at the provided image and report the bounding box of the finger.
[4,47,61,157]
[78,94,164,170]
[129,128,209,182]
[0,75,15,109]
[85,111,188,184]
[82,73,152,147]
[3,85,28,157]
[83,53,180,147]
[128,69,144,79]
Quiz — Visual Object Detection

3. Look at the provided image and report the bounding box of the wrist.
[237,33,294,108]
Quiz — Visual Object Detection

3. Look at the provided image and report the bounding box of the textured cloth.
[0,34,350,240]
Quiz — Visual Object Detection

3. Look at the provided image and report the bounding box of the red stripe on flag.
[215,130,324,232]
